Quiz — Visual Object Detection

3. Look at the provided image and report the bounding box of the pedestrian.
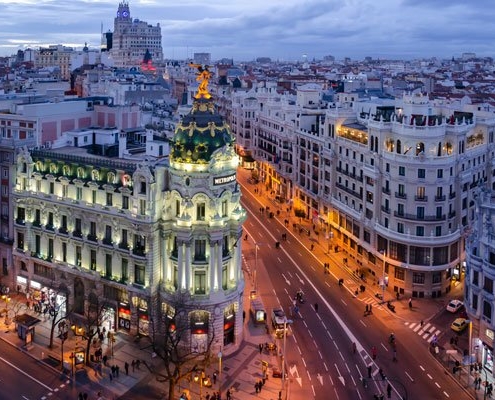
[213,372,217,384]
[369,304,373,314]
[125,361,129,375]
[259,343,263,354]
[111,365,116,377]
[136,359,141,369]
[131,359,136,372]
[314,303,318,313]
[379,368,386,380]
[396,292,400,300]
[387,383,392,398]
[109,371,113,381]
[367,365,372,378]
[258,379,263,391]
[310,243,314,251]
[116,364,120,377]
[102,355,108,366]
[78,393,84,400]
[420,320,424,328]
[226,389,231,400]
[408,298,412,309]
[255,381,259,393]
[365,304,369,314]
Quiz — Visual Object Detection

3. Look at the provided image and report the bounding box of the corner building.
[12,97,246,352]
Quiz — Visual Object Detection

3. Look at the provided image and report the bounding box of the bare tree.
[146,291,217,400]
[46,291,70,349]
[70,294,110,366]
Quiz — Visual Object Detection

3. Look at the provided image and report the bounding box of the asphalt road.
[239,174,472,400]
[0,338,73,400]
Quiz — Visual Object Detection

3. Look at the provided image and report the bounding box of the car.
[451,318,468,332]
[446,299,464,313]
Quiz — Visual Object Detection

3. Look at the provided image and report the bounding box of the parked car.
[451,318,468,332]
[446,299,464,313]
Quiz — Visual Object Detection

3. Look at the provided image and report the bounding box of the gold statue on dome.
[189,63,212,99]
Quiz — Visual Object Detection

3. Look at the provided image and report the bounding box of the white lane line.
[0,356,54,392]
[435,382,441,388]
[443,391,450,397]
[405,371,414,381]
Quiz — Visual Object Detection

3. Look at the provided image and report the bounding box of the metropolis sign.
[213,173,236,186]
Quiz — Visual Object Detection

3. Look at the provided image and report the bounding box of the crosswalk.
[404,321,441,343]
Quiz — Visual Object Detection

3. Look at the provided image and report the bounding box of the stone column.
[185,242,191,292]
[216,240,223,291]
[209,240,216,292]
[178,240,185,290]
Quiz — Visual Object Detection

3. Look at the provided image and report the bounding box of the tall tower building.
[110,2,163,68]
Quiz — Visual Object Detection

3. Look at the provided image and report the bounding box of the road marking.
[427,373,433,380]
[317,373,323,385]
[405,371,414,381]
[443,391,450,397]
[419,365,426,371]
[0,356,54,392]
[334,364,345,386]
[435,382,441,388]
[341,299,347,306]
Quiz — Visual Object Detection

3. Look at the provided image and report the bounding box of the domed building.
[159,83,246,353]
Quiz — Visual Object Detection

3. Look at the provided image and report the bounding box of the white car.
[446,299,464,313]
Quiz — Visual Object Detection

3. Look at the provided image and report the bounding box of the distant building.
[110,1,163,68]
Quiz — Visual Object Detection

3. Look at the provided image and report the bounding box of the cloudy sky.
[1,0,493,61]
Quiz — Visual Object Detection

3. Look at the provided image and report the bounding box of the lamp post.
[218,351,222,396]
[70,324,86,376]
[194,370,205,400]
[58,320,69,371]
[380,250,387,302]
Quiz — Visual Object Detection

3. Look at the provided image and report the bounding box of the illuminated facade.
[12,96,246,350]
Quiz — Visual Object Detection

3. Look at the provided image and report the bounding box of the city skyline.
[1,0,494,62]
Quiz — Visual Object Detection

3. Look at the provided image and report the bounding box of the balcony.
[394,211,446,221]
[435,195,446,202]
[395,192,407,199]
[102,238,113,246]
[449,192,456,199]
[382,187,391,195]
[87,234,98,242]
[381,206,390,214]
[119,242,130,250]
[73,230,83,238]
[45,224,54,231]
[15,218,26,226]
[58,227,69,235]
[414,195,428,202]
[133,247,146,257]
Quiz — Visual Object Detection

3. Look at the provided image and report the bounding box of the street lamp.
[194,370,206,399]
[70,324,86,376]
[58,320,69,371]
[218,351,222,396]
[380,250,387,302]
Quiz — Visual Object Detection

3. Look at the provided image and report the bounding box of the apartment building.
[227,82,495,298]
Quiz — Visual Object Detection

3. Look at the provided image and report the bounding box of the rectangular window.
[90,250,96,271]
[122,259,128,281]
[484,277,493,294]
[106,193,113,206]
[62,242,67,262]
[175,199,180,217]
[92,190,97,204]
[62,185,68,198]
[398,166,405,176]
[197,203,206,221]
[221,200,228,217]
[435,226,442,236]
[135,264,145,285]
[75,218,82,235]
[35,235,40,254]
[432,271,441,284]
[48,238,53,259]
[195,239,206,261]
[76,187,82,200]
[418,168,425,178]
[122,195,129,210]
[437,169,443,178]
[75,246,81,266]
[397,223,404,233]
[105,254,112,278]
[140,181,146,194]
[49,181,54,194]
[416,226,424,236]
[417,207,425,219]
[472,293,478,311]
[412,272,425,284]
[394,268,405,281]
[472,270,479,286]
[104,225,112,243]
[194,271,206,294]
[416,186,425,199]
[140,199,146,215]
